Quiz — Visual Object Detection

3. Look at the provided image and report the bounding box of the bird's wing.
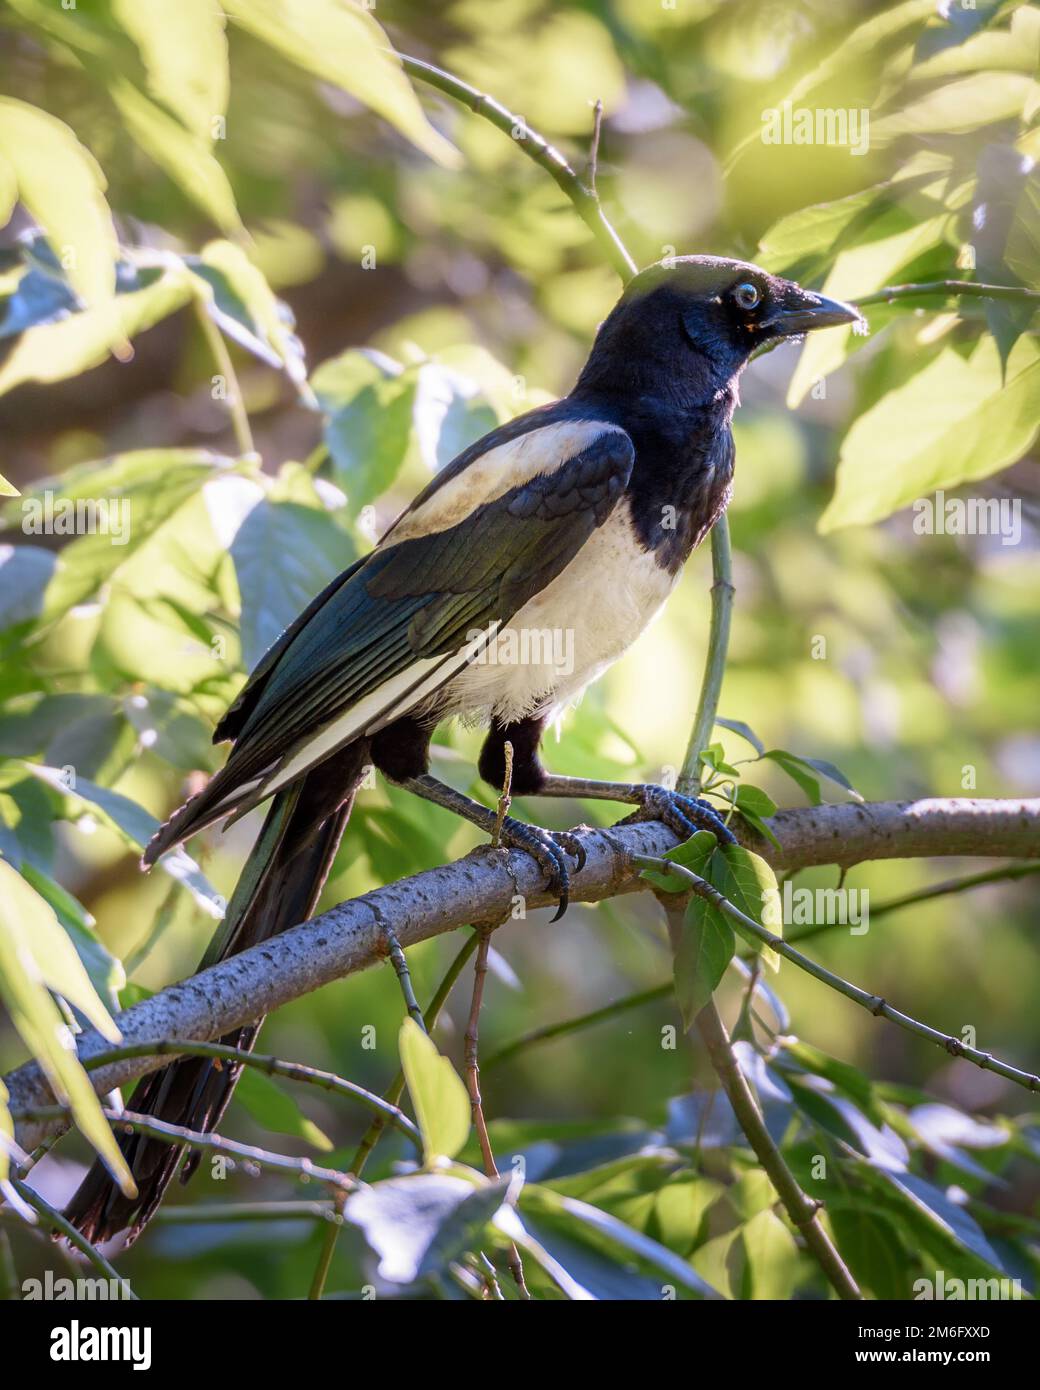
[144,411,633,859]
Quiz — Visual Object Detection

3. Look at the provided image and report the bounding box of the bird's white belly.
[441,501,679,725]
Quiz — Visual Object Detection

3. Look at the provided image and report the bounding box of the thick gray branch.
[6,797,1038,1148]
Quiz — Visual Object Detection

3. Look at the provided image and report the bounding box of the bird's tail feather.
[64,740,371,1246]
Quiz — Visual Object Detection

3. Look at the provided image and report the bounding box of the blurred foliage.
[0,0,1038,1300]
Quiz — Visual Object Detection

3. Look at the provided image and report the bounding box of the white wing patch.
[381,419,627,546]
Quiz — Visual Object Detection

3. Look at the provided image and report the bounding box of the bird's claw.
[495,817,585,920]
[618,784,737,846]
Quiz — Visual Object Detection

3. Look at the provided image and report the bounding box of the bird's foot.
[617,785,737,846]
[494,817,586,921]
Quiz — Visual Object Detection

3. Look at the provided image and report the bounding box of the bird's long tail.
[64,740,370,1246]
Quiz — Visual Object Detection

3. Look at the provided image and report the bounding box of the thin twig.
[384,929,426,1029]
[73,1038,421,1149]
[586,98,604,193]
[679,516,735,795]
[105,1110,356,1193]
[485,984,671,1069]
[156,1201,336,1223]
[491,740,514,848]
[309,931,481,1301]
[400,55,637,281]
[855,279,1040,308]
[9,1179,138,1299]
[634,853,1040,1094]
[463,926,531,1298]
[695,1002,862,1300]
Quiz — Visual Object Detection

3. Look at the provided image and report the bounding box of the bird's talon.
[621,785,736,846]
[496,816,571,918]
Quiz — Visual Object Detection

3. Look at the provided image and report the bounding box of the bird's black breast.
[622,405,736,574]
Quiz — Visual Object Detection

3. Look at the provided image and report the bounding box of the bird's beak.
[764,289,863,337]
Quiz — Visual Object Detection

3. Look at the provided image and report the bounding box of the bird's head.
[576,255,862,403]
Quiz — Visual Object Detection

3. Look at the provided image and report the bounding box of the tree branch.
[401,54,637,281]
[5,797,1037,1151]
[854,279,1040,308]
[695,1001,862,1300]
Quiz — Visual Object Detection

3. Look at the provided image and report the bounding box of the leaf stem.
[192,295,257,459]
[401,55,637,282]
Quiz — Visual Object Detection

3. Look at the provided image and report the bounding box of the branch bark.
[6,797,1037,1150]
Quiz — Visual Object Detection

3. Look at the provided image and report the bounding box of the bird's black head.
[575,255,862,406]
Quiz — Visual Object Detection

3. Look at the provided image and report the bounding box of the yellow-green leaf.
[223,0,460,169]
[0,471,18,498]
[0,98,117,309]
[109,79,241,232]
[0,268,193,397]
[399,1017,470,1163]
[0,860,134,1196]
[112,0,229,140]
[820,335,1040,531]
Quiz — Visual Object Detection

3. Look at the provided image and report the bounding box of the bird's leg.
[395,774,584,921]
[478,715,736,847]
[536,773,736,846]
[371,716,583,920]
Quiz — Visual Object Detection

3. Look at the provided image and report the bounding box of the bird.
[65,255,859,1243]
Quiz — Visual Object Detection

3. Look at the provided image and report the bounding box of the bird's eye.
[734,282,761,311]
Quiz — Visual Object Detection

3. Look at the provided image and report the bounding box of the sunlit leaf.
[399,1016,471,1163]
[0,858,135,1194]
[0,98,117,310]
[233,1067,332,1152]
[111,0,229,141]
[23,764,224,919]
[222,0,460,169]
[820,335,1040,531]
[0,266,193,397]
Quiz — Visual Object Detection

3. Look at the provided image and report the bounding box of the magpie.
[65,255,858,1242]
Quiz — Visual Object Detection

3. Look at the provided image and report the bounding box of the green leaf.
[399,1016,471,1163]
[638,828,716,894]
[734,784,781,850]
[740,1207,802,1300]
[312,349,417,509]
[785,212,948,407]
[229,468,354,669]
[23,764,224,919]
[872,72,1039,142]
[0,858,135,1195]
[222,0,460,169]
[233,1068,332,1152]
[673,894,735,1028]
[519,1185,718,1299]
[734,784,776,819]
[715,717,765,756]
[710,843,781,972]
[830,1206,910,1299]
[764,749,860,804]
[0,98,117,310]
[1005,166,1040,289]
[189,240,309,391]
[0,265,193,397]
[108,78,240,233]
[344,1172,509,1287]
[820,335,1040,531]
[110,0,229,142]
[19,861,124,1013]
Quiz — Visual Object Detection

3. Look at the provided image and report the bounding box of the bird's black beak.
[764,288,863,337]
